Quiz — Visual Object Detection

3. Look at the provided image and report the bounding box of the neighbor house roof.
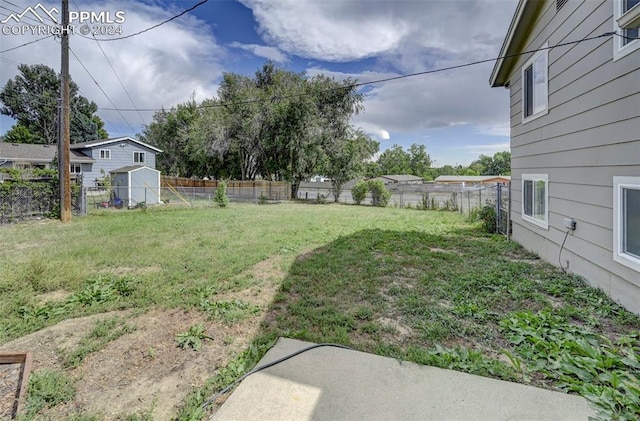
[374,175,424,182]
[490,0,544,87]
[0,142,95,164]
[435,175,511,183]
[70,136,163,153]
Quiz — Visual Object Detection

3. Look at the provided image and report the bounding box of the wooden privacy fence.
[160,176,291,202]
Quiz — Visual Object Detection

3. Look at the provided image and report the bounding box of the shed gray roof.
[71,136,163,153]
[0,142,95,164]
[110,165,160,173]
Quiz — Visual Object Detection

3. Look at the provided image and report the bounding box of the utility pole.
[58,0,71,222]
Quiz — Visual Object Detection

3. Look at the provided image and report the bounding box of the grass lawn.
[1,203,639,420]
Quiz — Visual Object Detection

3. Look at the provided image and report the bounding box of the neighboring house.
[0,137,163,189]
[0,142,95,173]
[372,175,424,185]
[490,0,639,313]
[70,137,162,188]
[435,175,511,185]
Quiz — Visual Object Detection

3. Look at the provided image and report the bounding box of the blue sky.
[0,0,518,166]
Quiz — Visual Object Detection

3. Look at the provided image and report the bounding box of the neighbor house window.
[99,149,111,159]
[522,45,548,122]
[613,177,640,272]
[70,164,81,173]
[614,0,640,60]
[522,174,548,229]
[133,151,145,163]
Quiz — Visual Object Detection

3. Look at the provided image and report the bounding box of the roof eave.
[490,0,540,87]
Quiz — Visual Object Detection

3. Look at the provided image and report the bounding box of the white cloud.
[0,0,225,136]
[241,0,514,69]
[242,0,517,143]
[229,42,288,63]
[239,0,412,61]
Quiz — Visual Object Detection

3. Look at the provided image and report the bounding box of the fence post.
[497,183,501,232]
[507,182,511,241]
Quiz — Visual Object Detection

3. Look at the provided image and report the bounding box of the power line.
[98,31,620,113]
[70,0,147,126]
[68,45,137,133]
[0,35,53,53]
[77,0,208,42]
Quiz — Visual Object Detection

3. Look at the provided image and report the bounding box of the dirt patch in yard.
[0,255,288,420]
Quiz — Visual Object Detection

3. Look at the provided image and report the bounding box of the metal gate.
[496,182,511,239]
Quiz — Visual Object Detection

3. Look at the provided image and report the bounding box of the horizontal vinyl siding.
[506,0,640,313]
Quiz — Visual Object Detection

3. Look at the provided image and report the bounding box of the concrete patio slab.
[211,338,595,421]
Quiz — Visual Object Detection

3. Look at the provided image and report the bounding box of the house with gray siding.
[0,142,95,171]
[70,136,162,188]
[490,0,639,313]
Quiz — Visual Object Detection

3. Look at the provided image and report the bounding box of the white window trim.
[99,149,111,159]
[521,43,549,124]
[613,176,640,272]
[613,0,640,61]
[133,151,146,163]
[521,174,549,229]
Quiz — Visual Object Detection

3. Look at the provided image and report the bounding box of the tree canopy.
[0,64,108,144]
[141,62,366,198]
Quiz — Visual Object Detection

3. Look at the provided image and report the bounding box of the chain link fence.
[0,182,85,224]
[298,182,505,214]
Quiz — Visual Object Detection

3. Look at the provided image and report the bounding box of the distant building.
[435,175,511,186]
[371,175,424,185]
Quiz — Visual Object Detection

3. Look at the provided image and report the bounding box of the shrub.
[26,369,75,416]
[352,181,368,205]
[367,180,391,207]
[478,204,497,233]
[214,181,229,207]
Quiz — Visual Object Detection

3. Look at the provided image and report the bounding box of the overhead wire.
[98,30,624,113]
[75,0,209,42]
[68,45,137,133]
[0,35,53,54]
[70,0,147,126]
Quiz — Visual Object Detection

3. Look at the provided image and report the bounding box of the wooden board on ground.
[0,352,32,419]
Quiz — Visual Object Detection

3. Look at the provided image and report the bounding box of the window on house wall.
[522,46,548,123]
[614,0,640,60]
[133,151,145,163]
[70,164,81,173]
[613,177,640,272]
[99,149,111,159]
[522,174,548,229]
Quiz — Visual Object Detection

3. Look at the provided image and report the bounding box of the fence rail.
[297,182,505,215]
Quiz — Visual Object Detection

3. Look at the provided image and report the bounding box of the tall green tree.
[408,143,431,178]
[378,144,411,175]
[0,64,107,144]
[139,100,199,176]
[324,128,379,202]
[470,151,511,175]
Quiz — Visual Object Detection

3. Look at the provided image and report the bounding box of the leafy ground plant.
[63,316,136,368]
[500,311,640,420]
[176,323,214,351]
[23,369,75,418]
